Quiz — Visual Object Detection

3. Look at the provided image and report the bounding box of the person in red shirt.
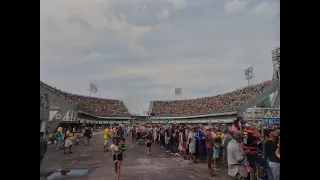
[205,126,214,175]
[243,126,266,180]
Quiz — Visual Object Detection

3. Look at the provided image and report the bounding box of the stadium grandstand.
[148,80,279,124]
[40,81,131,131]
[149,47,280,124]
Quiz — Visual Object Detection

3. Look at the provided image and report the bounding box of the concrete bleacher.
[237,82,280,114]
[149,80,275,118]
[40,81,131,131]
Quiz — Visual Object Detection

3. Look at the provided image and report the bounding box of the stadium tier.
[40,81,130,117]
[150,80,273,117]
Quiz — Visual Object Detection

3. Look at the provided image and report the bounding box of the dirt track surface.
[41,133,232,180]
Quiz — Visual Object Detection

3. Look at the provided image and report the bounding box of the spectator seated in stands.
[40,93,49,109]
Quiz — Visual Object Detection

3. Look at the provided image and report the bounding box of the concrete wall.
[40,86,76,131]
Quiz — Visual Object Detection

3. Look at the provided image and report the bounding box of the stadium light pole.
[175,88,182,100]
[272,47,280,84]
[89,83,94,96]
[244,67,254,86]
[93,84,98,97]
[143,110,149,123]
[89,83,98,97]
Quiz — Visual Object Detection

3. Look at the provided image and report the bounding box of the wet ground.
[40,133,232,180]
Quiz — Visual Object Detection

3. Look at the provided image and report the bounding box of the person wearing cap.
[227,131,248,180]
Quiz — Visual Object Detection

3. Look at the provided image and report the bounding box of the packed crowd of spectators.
[127,120,279,180]
[40,81,130,117]
[151,80,273,117]
[40,93,49,109]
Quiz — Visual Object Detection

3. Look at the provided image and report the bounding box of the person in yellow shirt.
[72,127,76,136]
[63,127,73,154]
[103,128,110,152]
[220,128,226,146]
[219,128,226,167]
[112,127,117,137]
[210,127,221,170]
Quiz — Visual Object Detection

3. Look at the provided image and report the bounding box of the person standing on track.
[179,127,186,157]
[111,138,122,180]
[112,126,117,137]
[72,127,76,136]
[243,126,265,180]
[205,126,214,174]
[227,131,248,180]
[144,131,153,155]
[103,127,111,152]
[188,126,196,162]
[211,127,221,170]
[265,129,280,180]
[153,125,159,145]
[118,126,124,139]
[63,127,73,154]
[84,127,92,146]
[56,128,63,150]
[40,132,47,166]
[131,125,136,145]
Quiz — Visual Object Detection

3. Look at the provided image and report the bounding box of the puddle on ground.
[46,169,91,180]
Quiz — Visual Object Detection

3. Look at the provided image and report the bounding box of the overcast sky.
[40,0,279,115]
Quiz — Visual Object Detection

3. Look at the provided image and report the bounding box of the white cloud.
[40,0,153,66]
[41,0,279,114]
[252,1,280,23]
[224,0,248,15]
[156,8,171,20]
[78,52,101,64]
[170,0,187,10]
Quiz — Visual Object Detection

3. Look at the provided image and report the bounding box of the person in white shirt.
[188,127,196,162]
[227,131,248,180]
[153,126,159,145]
[110,138,122,180]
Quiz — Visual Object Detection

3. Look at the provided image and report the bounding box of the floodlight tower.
[175,88,182,100]
[89,83,98,97]
[272,47,280,83]
[245,66,254,86]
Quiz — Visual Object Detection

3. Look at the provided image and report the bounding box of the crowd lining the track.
[104,118,280,180]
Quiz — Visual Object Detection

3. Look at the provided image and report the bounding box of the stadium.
[40,47,279,131]
[40,81,131,131]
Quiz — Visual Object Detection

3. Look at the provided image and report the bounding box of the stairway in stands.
[237,82,280,115]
